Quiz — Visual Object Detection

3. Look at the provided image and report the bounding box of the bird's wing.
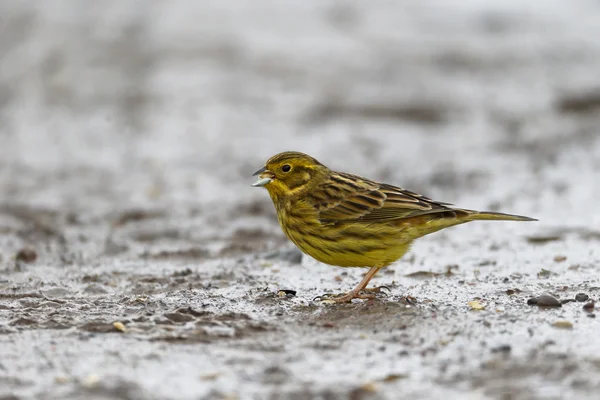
[313,173,453,224]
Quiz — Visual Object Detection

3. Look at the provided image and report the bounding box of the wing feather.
[314,172,453,224]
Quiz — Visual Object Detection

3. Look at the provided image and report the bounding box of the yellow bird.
[252,151,536,303]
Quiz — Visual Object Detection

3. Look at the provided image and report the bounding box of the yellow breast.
[275,199,411,268]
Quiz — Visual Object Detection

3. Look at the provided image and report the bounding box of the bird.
[251,151,536,303]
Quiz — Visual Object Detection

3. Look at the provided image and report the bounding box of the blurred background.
[1,1,598,220]
[1,1,600,399]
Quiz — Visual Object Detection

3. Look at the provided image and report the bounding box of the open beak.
[251,167,275,187]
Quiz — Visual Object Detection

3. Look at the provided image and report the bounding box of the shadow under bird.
[252,151,536,303]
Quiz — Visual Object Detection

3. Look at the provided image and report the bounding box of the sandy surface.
[1,1,600,399]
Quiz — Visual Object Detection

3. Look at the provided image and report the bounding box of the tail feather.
[465,211,537,222]
[401,209,536,240]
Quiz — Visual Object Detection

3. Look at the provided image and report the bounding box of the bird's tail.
[464,211,537,222]
[400,209,537,240]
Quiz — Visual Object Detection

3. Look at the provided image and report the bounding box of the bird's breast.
[274,199,410,268]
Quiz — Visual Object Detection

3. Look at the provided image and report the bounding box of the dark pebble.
[583,301,595,310]
[491,344,511,354]
[561,299,576,304]
[535,293,562,307]
[278,289,297,297]
[527,297,538,305]
[575,293,589,302]
[16,248,38,263]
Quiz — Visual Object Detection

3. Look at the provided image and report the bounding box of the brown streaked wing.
[381,184,454,206]
[313,173,453,224]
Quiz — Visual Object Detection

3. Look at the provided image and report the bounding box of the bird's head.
[251,151,329,200]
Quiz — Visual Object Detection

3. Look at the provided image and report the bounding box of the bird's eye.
[281,164,291,173]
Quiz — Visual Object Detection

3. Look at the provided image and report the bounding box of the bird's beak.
[251,167,275,187]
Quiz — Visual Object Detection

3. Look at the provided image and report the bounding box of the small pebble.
[199,372,221,381]
[583,301,595,310]
[491,344,511,354]
[82,374,101,388]
[533,293,561,307]
[352,382,378,395]
[381,373,407,382]
[551,320,573,329]
[527,297,538,305]
[468,300,485,310]
[553,255,567,263]
[575,293,589,302]
[16,248,38,263]
[113,321,127,333]
[277,289,297,298]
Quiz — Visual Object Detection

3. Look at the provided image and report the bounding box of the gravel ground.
[1,1,600,399]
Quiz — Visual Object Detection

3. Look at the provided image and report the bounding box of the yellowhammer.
[252,151,536,303]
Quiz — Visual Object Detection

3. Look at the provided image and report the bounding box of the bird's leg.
[328,266,382,303]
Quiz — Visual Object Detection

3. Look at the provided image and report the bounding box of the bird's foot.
[315,286,390,303]
[316,290,374,303]
[359,285,391,296]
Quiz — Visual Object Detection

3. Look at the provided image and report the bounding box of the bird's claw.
[400,295,417,306]
[314,287,389,303]
[312,293,341,302]
[318,293,373,303]
[359,285,391,296]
